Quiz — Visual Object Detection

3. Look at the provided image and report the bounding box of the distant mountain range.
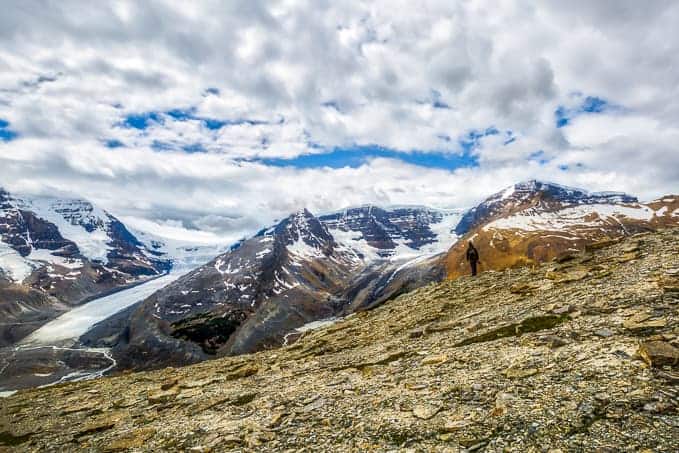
[1,181,677,376]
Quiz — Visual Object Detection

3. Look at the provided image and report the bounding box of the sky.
[1,1,678,245]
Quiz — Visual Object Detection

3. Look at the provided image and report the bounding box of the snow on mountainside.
[319,205,463,261]
[446,180,679,279]
[0,188,174,346]
[0,189,171,283]
[455,180,638,235]
[131,228,232,272]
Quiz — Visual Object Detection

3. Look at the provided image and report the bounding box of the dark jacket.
[466,245,479,262]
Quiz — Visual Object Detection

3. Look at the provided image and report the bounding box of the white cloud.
[0,0,677,241]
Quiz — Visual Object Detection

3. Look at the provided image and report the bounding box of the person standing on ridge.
[466,241,480,276]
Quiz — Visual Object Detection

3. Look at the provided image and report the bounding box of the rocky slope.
[0,189,171,346]
[446,180,679,279]
[86,207,460,371]
[1,228,677,451]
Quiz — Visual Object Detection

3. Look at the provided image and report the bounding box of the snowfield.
[483,204,655,232]
[20,273,181,345]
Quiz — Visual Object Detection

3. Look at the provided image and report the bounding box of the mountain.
[446,180,679,278]
[4,228,678,451]
[0,188,172,346]
[86,206,462,370]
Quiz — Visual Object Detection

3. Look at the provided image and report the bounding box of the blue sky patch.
[0,119,18,141]
[121,108,265,131]
[254,145,479,170]
[528,150,550,165]
[104,139,124,148]
[123,112,163,129]
[555,95,614,128]
[182,143,206,153]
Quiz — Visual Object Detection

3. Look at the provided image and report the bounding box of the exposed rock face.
[319,206,455,256]
[446,181,679,279]
[91,207,458,371]
[2,228,677,451]
[0,188,171,346]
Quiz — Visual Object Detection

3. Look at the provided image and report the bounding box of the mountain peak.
[456,180,639,235]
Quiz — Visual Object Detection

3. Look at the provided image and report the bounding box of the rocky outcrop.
[2,228,677,451]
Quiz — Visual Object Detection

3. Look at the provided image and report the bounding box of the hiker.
[466,241,479,276]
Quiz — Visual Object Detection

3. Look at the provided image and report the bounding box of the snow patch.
[287,237,325,259]
[17,197,113,263]
[0,242,34,283]
[27,248,83,269]
[484,204,654,232]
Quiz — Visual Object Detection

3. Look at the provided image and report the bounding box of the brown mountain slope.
[1,228,678,451]
[446,195,679,279]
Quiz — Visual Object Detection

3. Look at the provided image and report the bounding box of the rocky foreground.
[2,229,679,452]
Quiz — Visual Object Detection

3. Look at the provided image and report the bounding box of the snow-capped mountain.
[446,180,679,278]
[0,188,173,346]
[454,180,638,235]
[87,206,461,370]
[319,205,462,259]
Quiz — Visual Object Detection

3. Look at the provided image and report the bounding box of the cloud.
[0,1,677,242]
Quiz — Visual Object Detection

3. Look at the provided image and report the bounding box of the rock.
[621,242,640,253]
[180,377,223,388]
[408,328,424,338]
[148,386,179,404]
[594,328,615,338]
[221,435,242,447]
[231,391,258,406]
[545,269,589,283]
[617,251,641,263]
[412,403,441,419]
[638,341,679,368]
[442,419,472,432]
[58,401,99,415]
[332,350,408,371]
[543,335,569,348]
[623,313,667,332]
[666,268,679,276]
[552,305,573,315]
[75,418,117,438]
[303,397,325,413]
[504,367,538,379]
[586,238,621,251]
[268,412,287,427]
[105,428,156,451]
[224,363,259,380]
[160,378,178,390]
[510,282,535,294]
[421,354,447,365]
[554,251,578,263]
[455,314,569,347]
